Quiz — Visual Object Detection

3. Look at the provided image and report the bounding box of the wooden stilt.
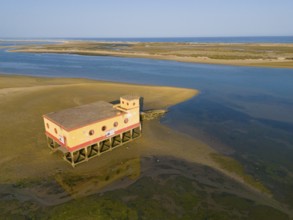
[84,147,88,161]
[70,152,75,167]
[51,125,141,167]
[109,138,112,151]
[97,142,101,156]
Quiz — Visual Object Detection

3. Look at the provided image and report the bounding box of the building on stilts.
[43,96,142,167]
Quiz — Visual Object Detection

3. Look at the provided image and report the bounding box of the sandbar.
[10,41,293,68]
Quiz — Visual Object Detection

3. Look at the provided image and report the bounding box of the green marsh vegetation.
[210,153,270,194]
[2,169,289,219]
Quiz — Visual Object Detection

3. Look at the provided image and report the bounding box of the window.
[124,118,129,124]
[127,102,129,106]
[133,102,136,106]
[89,130,95,136]
[122,101,124,104]
[102,126,107,131]
[54,128,57,134]
[113,122,118,127]
[46,123,49,129]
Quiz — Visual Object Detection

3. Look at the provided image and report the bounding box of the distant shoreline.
[2,36,293,43]
[10,41,293,69]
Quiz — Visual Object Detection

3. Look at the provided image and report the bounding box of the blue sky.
[0,0,292,38]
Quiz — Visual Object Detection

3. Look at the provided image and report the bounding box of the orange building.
[43,96,141,167]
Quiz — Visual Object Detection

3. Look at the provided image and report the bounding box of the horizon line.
[1,35,293,40]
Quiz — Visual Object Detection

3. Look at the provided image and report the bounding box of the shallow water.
[1,46,293,121]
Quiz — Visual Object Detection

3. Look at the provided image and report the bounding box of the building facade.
[43,96,141,166]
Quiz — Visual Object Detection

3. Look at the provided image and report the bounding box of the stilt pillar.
[70,152,75,167]
[97,142,101,156]
[84,147,88,161]
[109,138,112,151]
[130,129,133,139]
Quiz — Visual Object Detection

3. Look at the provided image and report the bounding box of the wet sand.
[0,73,198,182]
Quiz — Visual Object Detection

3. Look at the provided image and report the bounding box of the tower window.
[102,126,107,131]
[124,118,129,124]
[54,128,57,134]
[113,122,118,127]
[46,123,50,129]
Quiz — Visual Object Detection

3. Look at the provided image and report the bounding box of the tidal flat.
[0,74,292,219]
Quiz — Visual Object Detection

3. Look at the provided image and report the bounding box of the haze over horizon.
[1,0,293,38]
